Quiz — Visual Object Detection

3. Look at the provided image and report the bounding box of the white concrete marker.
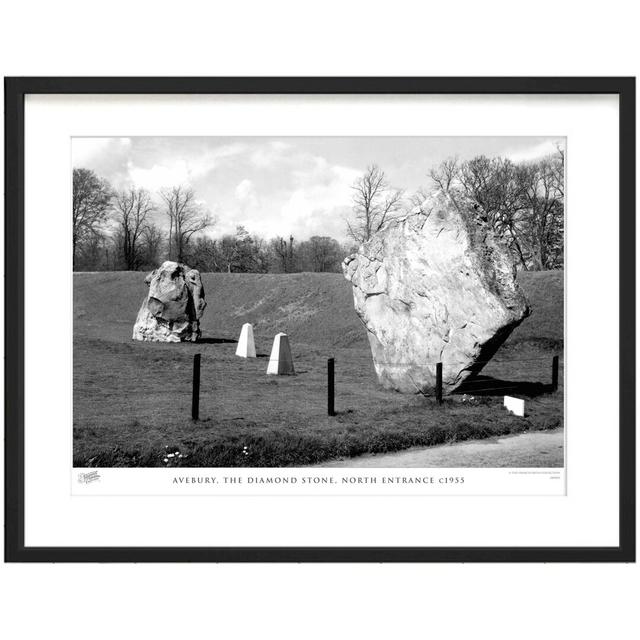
[235,323,256,358]
[504,395,525,417]
[266,332,295,375]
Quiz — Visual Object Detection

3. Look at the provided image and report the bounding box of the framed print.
[4,77,635,562]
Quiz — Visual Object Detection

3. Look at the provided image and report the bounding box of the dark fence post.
[192,353,201,420]
[435,362,443,405]
[327,357,336,416]
[551,355,559,392]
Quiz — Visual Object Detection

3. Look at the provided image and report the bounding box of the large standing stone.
[342,193,530,394]
[133,261,206,343]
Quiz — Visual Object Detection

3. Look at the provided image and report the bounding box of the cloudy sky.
[72,136,564,241]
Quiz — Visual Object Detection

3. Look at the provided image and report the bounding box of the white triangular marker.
[504,396,525,417]
[235,323,256,358]
[266,332,295,375]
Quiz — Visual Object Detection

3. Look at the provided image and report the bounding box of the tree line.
[345,148,564,270]
[72,168,354,273]
[425,148,564,270]
[188,230,353,274]
[73,148,563,273]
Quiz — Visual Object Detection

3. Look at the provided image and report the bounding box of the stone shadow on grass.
[454,375,553,398]
[198,337,238,344]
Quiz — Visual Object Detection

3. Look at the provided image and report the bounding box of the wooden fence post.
[551,355,559,392]
[435,362,443,405]
[327,357,336,416]
[192,353,201,420]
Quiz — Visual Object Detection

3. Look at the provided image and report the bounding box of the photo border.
[4,77,635,562]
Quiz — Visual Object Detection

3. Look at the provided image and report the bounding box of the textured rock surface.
[133,261,206,342]
[342,194,530,394]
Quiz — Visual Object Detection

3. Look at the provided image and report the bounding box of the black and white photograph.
[2,1,638,634]
[72,135,565,470]
[4,74,634,566]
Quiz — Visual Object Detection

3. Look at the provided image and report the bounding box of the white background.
[1,1,638,639]
[26,94,606,547]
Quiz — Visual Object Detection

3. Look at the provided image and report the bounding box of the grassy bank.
[73,270,564,467]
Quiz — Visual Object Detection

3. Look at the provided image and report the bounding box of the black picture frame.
[4,77,635,563]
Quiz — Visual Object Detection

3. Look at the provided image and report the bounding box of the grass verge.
[74,394,561,468]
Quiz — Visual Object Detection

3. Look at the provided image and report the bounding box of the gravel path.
[319,428,564,468]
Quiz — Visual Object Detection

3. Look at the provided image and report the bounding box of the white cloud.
[234,178,260,220]
[235,178,255,200]
[125,142,249,191]
[207,146,361,240]
[506,140,564,163]
[250,140,293,167]
[72,137,131,166]
[70,135,568,244]
[274,160,359,239]
[128,160,193,191]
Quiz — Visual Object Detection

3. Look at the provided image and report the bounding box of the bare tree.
[251,235,271,273]
[550,143,565,198]
[188,236,218,272]
[407,187,431,213]
[216,235,238,273]
[305,236,341,272]
[515,151,564,270]
[139,223,165,268]
[212,226,259,273]
[346,165,404,243]
[429,157,460,196]
[160,186,213,262]
[427,151,564,270]
[112,187,154,270]
[271,235,296,272]
[72,168,112,269]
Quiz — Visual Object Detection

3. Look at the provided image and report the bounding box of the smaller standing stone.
[133,261,206,343]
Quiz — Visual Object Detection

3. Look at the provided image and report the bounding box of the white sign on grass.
[504,395,525,417]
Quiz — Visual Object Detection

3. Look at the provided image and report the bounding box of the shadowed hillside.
[74,270,563,351]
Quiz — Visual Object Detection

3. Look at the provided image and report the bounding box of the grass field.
[73,270,564,467]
